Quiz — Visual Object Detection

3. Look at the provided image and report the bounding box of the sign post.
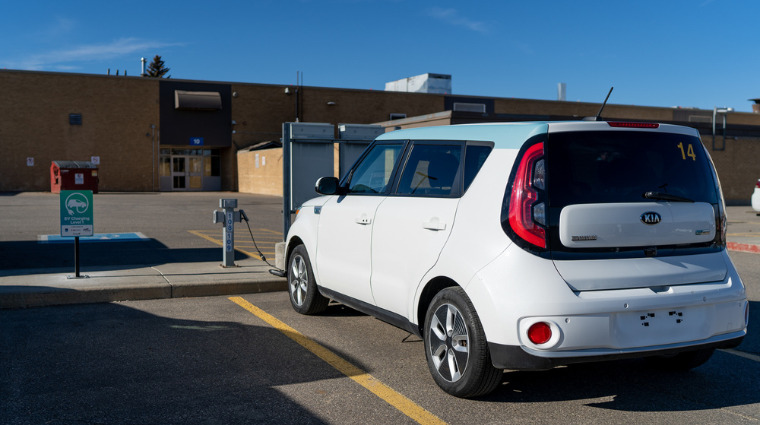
[60,190,94,278]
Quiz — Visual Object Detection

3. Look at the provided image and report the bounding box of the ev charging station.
[212,198,247,267]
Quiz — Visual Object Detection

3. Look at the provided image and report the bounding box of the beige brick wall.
[237,145,341,196]
[702,136,760,203]
[237,148,283,196]
[0,70,159,192]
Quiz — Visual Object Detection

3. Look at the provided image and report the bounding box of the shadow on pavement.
[0,301,364,424]
[0,239,251,273]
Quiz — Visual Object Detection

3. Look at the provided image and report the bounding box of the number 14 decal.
[677,142,696,161]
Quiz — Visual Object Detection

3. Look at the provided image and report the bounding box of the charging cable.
[239,210,287,276]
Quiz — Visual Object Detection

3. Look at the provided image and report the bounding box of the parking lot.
[1,192,759,424]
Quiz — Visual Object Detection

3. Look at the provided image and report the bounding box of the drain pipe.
[712,107,733,151]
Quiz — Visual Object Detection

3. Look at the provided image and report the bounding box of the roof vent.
[452,102,486,113]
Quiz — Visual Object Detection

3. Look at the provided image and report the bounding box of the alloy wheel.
[289,254,308,307]
[428,303,470,382]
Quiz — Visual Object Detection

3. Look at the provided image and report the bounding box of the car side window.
[347,143,404,194]
[396,144,462,196]
[463,144,493,191]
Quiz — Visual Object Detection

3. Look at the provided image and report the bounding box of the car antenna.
[583,86,614,121]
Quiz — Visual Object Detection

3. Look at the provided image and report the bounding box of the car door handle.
[423,217,447,231]
[355,215,372,225]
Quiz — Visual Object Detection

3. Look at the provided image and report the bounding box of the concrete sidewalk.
[0,258,286,309]
[2,205,760,309]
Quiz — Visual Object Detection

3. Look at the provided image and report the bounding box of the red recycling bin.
[50,161,99,193]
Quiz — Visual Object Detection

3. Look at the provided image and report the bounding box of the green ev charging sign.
[60,190,94,237]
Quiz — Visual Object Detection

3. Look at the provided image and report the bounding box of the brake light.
[756,179,760,189]
[607,122,659,129]
[509,143,546,248]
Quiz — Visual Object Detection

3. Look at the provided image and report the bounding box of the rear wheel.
[424,287,502,398]
[288,245,329,315]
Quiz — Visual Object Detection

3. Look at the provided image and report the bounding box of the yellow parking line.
[188,230,220,245]
[228,296,446,425]
[726,232,760,237]
[188,230,267,261]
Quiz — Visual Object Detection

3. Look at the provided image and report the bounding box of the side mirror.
[315,176,341,195]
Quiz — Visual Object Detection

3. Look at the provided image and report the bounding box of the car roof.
[376,122,548,149]
[375,121,698,149]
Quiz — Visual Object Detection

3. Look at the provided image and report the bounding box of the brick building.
[3,69,760,203]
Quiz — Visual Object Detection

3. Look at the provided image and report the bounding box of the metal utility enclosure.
[281,122,384,237]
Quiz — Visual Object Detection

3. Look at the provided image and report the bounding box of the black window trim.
[462,141,495,193]
[339,140,410,196]
[339,139,495,199]
[390,140,466,199]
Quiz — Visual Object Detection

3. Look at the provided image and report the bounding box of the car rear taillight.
[508,143,546,248]
[607,122,659,129]
[527,322,552,345]
[716,209,727,247]
[756,179,760,189]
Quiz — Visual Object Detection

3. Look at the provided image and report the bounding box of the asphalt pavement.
[2,192,760,309]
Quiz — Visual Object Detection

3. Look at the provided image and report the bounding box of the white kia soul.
[284,121,748,398]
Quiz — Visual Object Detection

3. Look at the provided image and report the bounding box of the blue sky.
[2,0,758,112]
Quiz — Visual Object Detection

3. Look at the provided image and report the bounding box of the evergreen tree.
[144,55,170,78]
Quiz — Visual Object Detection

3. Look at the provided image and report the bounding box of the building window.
[69,113,82,125]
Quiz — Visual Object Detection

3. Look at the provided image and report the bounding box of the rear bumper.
[489,330,746,370]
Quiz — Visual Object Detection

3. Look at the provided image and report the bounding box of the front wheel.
[288,245,329,315]
[423,287,502,398]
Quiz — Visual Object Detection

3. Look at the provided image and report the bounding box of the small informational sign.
[75,173,84,185]
[190,137,204,146]
[225,210,234,252]
[60,190,94,237]
[26,157,34,166]
[91,156,100,165]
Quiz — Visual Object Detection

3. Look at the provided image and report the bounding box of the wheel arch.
[286,236,305,264]
[416,276,460,335]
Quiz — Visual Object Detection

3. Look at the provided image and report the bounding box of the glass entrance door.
[172,157,187,190]
[187,156,203,190]
[160,148,222,191]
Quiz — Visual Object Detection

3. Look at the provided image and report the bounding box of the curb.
[0,278,287,309]
[728,242,760,254]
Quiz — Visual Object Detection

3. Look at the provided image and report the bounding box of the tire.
[647,348,715,371]
[288,245,329,315]
[423,287,502,398]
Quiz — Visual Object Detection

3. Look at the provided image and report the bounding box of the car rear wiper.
[643,191,694,203]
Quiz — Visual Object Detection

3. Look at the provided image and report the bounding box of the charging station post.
[213,198,245,267]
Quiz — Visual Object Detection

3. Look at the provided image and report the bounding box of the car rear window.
[547,131,719,207]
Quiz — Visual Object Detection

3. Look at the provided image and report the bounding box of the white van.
[284,121,748,398]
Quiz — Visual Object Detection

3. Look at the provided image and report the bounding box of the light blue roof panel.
[375,122,549,149]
